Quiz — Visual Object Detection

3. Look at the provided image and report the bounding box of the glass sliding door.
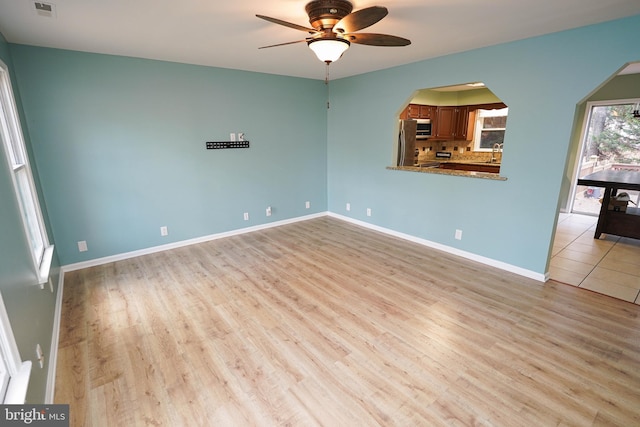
[571,101,640,215]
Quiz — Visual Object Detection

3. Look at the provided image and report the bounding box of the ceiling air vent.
[34,2,56,18]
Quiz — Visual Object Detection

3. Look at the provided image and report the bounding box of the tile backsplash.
[415,140,501,164]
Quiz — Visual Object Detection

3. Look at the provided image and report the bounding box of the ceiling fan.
[256,0,411,64]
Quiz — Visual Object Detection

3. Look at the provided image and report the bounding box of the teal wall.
[327,14,640,275]
[0,33,61,403]
[9,46,328,265]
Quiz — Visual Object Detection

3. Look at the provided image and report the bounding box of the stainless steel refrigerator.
[398,119,418,166]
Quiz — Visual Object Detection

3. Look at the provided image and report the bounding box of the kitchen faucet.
[490,143,503,163]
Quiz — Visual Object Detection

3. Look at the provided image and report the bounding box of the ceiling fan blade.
[256,14,317,34]
[346,33,411,46]
[334,6,388,33]
[258,39,309,49]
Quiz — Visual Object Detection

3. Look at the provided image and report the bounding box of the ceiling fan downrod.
[325,62,331,109]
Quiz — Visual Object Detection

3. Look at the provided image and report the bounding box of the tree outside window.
[584,104,640,163]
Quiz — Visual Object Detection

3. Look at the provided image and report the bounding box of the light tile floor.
[551,213,640,304]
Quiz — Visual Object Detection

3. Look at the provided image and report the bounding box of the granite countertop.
[387,165,507,181]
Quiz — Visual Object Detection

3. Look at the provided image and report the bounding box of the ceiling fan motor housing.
[305,0,353,31]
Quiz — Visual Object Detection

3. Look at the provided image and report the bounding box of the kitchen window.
[473,107,508,151]
[0,60,53,283]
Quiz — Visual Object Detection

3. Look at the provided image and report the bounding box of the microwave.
[415,119,432,139]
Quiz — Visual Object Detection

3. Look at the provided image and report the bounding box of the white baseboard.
[62,210,548,279]
[62,212,328,272]
[328,212,548,282]
[45,271,65,404]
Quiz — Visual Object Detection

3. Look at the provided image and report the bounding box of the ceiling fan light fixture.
[308,38,350,63]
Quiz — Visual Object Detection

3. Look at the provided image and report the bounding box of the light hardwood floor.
[55,217,640,426]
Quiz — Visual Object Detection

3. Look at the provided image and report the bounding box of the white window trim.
[0,292,32,404]
[0,59,53,284]
[0,60,36,404]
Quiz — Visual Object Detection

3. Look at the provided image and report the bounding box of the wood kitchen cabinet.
[434,106,471,140]
[454,106,469,140]
[401,104,437,119]
[439,162,500,173]
[418,105,436,119]
[434,106,455,139]
[400,101,505,139]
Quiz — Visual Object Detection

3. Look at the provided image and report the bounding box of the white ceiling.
[0,0,639,80]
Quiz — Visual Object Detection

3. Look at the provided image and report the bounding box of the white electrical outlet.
[230,133,236,141]
[78,241,88,252]
[160,226,168,236]
[266,206,272,217]
[455,229,463,240]
[346,203,351,211]
[366,208,372,217]
[36,344,44,369]
[305,201,310,209]
[238,132,245,141]
[243,212,249,221]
